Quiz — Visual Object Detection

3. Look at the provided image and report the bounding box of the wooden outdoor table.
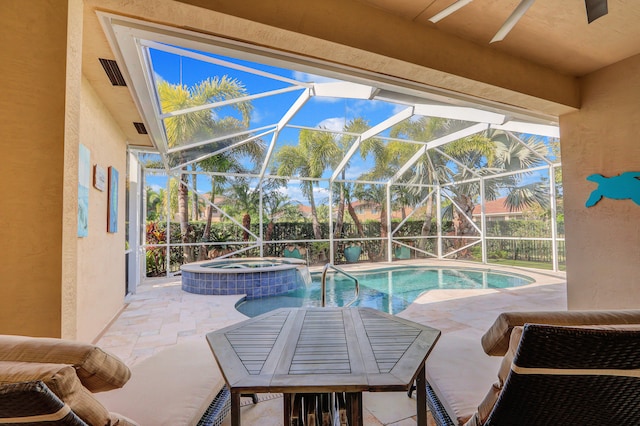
[206,307,440,426]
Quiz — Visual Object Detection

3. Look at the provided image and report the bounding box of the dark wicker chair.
[0,381,87,426]
[427,323,640,426]
[0,381,231,426]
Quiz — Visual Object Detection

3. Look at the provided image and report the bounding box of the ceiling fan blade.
[429,0,474,23]
[585,0,608,23]
[490,0,536,43]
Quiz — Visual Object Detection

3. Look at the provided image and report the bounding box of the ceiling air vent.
[99,58,127,86]
[133,122,148,134]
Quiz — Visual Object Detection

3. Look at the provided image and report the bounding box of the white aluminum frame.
[103,14,564,280]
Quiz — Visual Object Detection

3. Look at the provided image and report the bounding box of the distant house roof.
[472,197,525,217]
[297,204,312,218]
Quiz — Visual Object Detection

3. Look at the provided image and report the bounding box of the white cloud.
[346,99,400,117]
[274,182,330,206]
[277,183,306,205]
[313,186,329,196]
[251,109,266,124]
[317,117,345,132]
[344,164,372,180]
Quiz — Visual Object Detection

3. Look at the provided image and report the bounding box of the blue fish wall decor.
[585,172,640,207]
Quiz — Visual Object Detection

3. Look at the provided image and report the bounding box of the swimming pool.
[235,266,535,317]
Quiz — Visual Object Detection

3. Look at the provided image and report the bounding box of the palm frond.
[504,182,550,212]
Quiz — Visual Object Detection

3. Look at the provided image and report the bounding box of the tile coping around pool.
[180,257,306,273]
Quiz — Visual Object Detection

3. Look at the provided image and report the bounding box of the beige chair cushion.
[110,412,140,426]
[426,330,502,425]
[0,335,131,392]
[0,361,110,425]
[480,310,640,356]
[95,340,225,426]
[464,326,524,426]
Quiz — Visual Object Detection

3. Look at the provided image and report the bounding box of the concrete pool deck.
[96,259,566,425]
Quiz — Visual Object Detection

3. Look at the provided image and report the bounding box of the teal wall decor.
[585,172,640,207]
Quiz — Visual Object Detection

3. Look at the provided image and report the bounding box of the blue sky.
[145,46,404,204]
[144,45,557,207]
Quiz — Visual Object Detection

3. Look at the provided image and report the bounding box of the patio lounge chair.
[425,310,640,426]
[0,336,230,425]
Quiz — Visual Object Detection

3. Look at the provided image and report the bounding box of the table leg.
[283,393,292,426]
[346,392,363,426]
[231,390,241,426]
[416,363,427,426]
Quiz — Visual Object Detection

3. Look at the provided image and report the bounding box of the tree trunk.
[198,205,212,260]
[378,205,388,260]
[265,221,275,242]
[307,182,322,240]
[242,213,251,242]
[334,183,345,239]
[191,165,199,221]
[418,195,434,252]
[452,194,475,258]
[178,171,193,263]
[380,206,388,239]
[199,178,216,260]
[333,181,346,257]
[347,201,365,238]
[265,220,275,255]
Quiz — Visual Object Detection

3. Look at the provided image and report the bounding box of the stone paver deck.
[96,259,566,425]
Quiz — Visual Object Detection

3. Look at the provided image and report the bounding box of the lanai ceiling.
[352,0,640,76]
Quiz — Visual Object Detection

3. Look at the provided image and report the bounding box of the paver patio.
[96,259,566,425]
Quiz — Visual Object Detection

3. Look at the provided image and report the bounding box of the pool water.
[235,266,534,317]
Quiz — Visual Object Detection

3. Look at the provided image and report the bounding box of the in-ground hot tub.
[180,257,309,298]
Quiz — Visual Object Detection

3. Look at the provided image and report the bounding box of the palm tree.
[145,187,163,221]
[358,135,416,238]
[222,179,260,242]
[198,140,264,247]
[274,129,339,239]
[435,134,498,246]
[391,118,550,257]
[331,118,370,241]
[352,136,414,259]
[262,189,300,243]
[444,131,549,242]
[390,118,462,250]
[157,76,253,262]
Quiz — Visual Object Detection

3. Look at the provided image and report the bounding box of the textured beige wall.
[76,77,127,342]
[0,0,76,337]
[561,54,640,309]
[61,0,84,340]
[0,0,126,340]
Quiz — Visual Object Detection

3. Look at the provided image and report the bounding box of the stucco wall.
[0,1,74,337]
[561,53,640,309]
[76,77,128,342]
[0,0,126,339]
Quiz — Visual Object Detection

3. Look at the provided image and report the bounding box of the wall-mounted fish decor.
[585,172,640,207]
